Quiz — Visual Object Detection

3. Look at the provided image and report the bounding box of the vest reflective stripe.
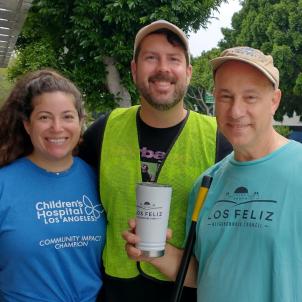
[100,105,217,279]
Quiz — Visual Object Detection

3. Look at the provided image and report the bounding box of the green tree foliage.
[274,125,291,137]
[190,48,221,92]
[218,0,302,120]
[10,0,225,113]
[0,68,13,107]
[185,48,220,114]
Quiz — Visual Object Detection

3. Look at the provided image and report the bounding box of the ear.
[186,64,192,85]
[271,89,282,115]
[131,60,137,84]
[79,116,84,126]
[23,120,31,135]
[79,117,85,132]
[212,86,216,97]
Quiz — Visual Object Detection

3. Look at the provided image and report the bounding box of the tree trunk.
[103,56,131,108]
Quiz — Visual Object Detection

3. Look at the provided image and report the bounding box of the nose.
[229,98,246,119]
[157,57,170,72]
[51,118,63,132]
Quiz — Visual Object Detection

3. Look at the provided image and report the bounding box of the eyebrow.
[141,49,184,56]
[217,88,259,94]
[35,110,77,114]
[216,88,231,93]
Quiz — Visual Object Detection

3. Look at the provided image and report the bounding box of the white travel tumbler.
[136,182,172,257]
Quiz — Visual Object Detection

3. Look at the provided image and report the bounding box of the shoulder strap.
[215,130,233,162]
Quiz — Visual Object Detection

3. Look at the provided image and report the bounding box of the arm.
[78,113,109,172]
[122,219,198,288]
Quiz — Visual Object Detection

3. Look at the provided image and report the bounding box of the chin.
[47,152,72,161]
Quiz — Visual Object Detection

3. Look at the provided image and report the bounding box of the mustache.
[149,73,176,83]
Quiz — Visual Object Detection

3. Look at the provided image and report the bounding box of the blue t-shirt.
[187,140,302,302]
[0,157,106,302]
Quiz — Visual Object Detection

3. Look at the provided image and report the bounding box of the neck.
[234,130,288,162]
[139,99,187,128]
[27,153,74,173]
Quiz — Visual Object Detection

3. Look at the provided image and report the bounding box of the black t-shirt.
[137,113,186,182]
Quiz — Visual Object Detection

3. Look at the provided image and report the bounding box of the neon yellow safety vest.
[100,105,217,280]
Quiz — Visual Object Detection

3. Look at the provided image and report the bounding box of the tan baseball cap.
[211,46,279,88]
[133,19,190,62]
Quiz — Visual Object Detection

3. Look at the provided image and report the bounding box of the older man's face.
[214,61,281,159]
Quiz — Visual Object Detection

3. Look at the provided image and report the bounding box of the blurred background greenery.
[0,68,12,107]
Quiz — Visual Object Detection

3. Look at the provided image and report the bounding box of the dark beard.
[138,73,188,111]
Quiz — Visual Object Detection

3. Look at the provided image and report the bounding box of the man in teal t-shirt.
[123,46,302,302]
[188,139,302,301]
[188,46,302,301]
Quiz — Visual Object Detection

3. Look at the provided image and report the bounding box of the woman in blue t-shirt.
[0,69,106,302]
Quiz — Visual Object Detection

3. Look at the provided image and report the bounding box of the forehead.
[139,33,185,55]
[32,92,77,109]
[214,61,273,89]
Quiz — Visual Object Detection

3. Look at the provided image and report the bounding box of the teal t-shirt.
[187,140,302,302]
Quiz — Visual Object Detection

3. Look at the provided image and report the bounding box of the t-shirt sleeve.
[78,113,109,172]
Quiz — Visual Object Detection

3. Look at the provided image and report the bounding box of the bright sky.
[189,0,242,57]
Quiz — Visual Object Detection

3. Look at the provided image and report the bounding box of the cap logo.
[229,47,268,63]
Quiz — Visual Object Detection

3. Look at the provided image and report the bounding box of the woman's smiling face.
[23,91,82,170]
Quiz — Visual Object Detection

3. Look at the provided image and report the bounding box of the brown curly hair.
[0,69,85,167]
